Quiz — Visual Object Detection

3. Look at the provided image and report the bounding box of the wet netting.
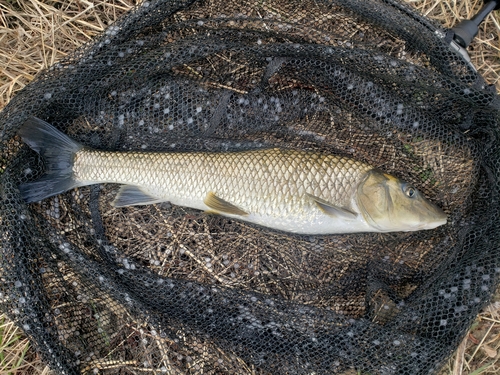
[1,0,500,374]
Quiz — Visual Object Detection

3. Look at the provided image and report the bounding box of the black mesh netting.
[1,0,500,374]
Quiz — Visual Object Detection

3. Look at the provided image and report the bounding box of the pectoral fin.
[306,193,358,220]
[204,192,248,216]
[112,185,164,207]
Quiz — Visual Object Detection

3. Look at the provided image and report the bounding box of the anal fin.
[204,192,248,216]
[112,185,164,207]
[306,193,358,220]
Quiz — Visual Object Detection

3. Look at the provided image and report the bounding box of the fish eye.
[404,185,416,198]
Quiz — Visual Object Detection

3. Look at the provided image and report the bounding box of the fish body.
[18,117,447,234]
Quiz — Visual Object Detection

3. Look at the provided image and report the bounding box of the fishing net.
[1,0,499,374]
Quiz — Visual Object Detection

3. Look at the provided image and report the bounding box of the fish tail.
[18,117,83,203]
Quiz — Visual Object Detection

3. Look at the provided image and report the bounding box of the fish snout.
[418,204,447,230]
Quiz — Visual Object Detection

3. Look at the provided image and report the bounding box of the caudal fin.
[18,117,83,203]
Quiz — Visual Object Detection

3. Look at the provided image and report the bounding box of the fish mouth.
[417,215,447,230]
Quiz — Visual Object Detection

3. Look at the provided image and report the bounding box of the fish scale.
[74,148,366,226]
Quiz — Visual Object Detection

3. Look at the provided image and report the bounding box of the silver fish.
[18,117,447,234]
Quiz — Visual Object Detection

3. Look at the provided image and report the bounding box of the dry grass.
[0,315,52,375]
[0,0,137,108]
[0,0,499,374]
[409,0,500,91]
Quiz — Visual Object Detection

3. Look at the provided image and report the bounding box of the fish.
[18,117,447,235]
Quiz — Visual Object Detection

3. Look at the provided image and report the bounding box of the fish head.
[356,170,447,232]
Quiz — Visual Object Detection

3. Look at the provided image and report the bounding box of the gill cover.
[357,170,394,230]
